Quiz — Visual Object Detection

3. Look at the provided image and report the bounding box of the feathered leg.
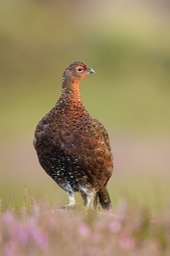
[80,189,96,208]
[97,187,112,210]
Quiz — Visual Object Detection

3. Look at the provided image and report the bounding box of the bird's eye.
[77,67,83,72]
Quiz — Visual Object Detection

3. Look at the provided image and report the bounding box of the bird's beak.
[88,67,95,74]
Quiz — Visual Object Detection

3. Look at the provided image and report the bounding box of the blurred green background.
[0,0,170,214]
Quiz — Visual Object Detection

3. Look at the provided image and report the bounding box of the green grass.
[0,171,169,216]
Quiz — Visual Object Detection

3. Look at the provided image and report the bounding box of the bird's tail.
[96,187,112,210]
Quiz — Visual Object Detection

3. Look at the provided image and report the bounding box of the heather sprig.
[0,198,169,256]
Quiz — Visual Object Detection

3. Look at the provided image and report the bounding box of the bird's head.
[63,61,95,84]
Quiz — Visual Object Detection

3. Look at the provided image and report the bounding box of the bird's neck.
[61,78,83,106]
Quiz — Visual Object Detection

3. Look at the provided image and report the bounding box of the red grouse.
[34,61,113,209]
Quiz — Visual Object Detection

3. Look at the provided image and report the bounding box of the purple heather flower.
[4,241,17,256]
[2,212,14,226]
[78,223,90,238]
[109,219,121,233]
[120,235,135,250]
[92,232,101,243]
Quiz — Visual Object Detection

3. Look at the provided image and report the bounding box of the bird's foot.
[59,202,76,210]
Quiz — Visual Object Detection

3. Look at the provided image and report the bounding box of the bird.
[33,61,113,210]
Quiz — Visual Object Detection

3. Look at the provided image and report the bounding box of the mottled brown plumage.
[34,61,113,209]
